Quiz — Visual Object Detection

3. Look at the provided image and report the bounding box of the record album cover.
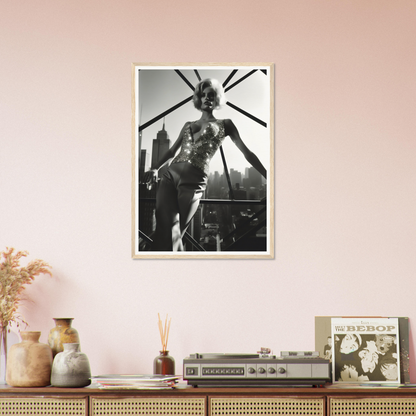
[332,317,400,384]
[315,316,409,384]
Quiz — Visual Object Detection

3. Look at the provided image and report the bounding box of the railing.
[138,197,266,252]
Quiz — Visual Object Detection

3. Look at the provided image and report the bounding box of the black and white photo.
[132,64,274,259]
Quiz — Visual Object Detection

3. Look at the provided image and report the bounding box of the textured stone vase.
[48,318,80,357]
[6,331,53,387]
[51,343,91,387]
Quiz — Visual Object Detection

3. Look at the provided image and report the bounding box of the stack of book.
[90,374,180,389]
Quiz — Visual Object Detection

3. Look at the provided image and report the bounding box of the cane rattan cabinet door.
[91,396,206,416]
[330,397,416,416]
[210,397,324,416]
[0,397,87,416]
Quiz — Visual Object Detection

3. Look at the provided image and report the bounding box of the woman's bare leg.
[152,177,182,251]
[152,163,206,251]
[177,165,207,238]
[178,186,204,237]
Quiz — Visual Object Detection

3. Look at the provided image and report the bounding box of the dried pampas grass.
[0,247,52,331]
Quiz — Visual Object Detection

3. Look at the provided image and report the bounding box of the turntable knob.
[278,367,286,374]
[248,367,256,374]
[268,367,276,374]
[258,367,266,374]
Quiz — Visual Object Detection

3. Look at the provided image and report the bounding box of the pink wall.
[1,0,416,381]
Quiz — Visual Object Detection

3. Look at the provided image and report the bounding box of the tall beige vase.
[6,331,53,387]
[48,318,80,357]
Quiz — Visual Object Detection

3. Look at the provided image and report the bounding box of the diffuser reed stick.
[158,313,171,352]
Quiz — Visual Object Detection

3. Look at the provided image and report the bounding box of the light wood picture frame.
[132,63,274,259]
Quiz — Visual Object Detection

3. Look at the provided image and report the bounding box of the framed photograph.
[131,63,274,258]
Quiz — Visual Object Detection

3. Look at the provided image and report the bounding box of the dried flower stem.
[0,247,52,331]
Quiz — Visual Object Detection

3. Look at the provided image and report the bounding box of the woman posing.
[144,78,267,251]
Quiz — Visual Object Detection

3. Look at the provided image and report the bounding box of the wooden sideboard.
[1,384,416,415]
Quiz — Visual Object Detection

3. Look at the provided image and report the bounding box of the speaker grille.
[330,398,416,415]
[91,397,206,415]
[210,398,324,415]
[0,397,86,415]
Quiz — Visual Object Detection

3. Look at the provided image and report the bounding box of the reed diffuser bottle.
[153,314,175,375]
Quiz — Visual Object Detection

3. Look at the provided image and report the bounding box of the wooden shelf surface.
[1,383,416,396]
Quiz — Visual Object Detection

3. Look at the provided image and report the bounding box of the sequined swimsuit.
[171,119,226,175]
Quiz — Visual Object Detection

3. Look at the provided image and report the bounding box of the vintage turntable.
[183,349,331,387]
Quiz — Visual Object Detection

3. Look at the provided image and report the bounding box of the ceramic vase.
[6,331,53,387]
[48,318,80,357]
[153,351,175,375]
[51,343,91,387]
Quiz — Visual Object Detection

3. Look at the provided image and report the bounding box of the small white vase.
[51,343,91,387]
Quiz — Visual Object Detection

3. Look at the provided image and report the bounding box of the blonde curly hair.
[193,78,226,111]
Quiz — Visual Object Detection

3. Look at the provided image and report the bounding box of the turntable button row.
[248,367,268,374]
[248,367,285,375]
[202,368,244,375]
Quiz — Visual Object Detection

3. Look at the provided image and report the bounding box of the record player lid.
[189,353,259,359]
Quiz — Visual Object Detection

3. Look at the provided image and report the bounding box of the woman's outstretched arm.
[224,119,267,179]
